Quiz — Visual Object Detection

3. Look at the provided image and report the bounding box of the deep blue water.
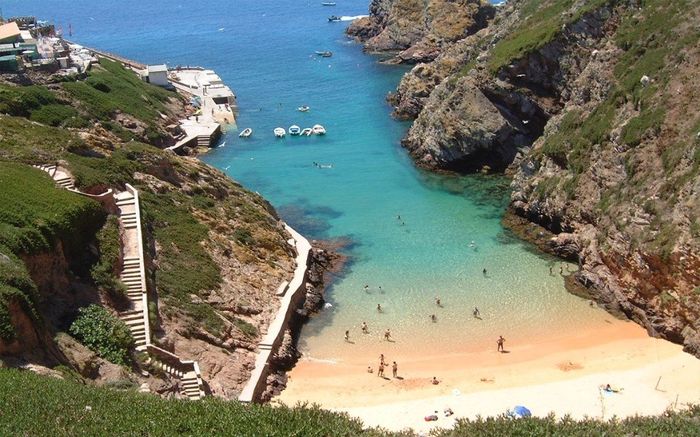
[6,0,604,359]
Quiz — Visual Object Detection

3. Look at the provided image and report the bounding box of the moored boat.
[312,124,326,135]
[315,51,333,57]
[274,127,286,138]
[239,128,253,138]
[321,2,336,5]
[289,125,301,136]
[301,128,313,136]
[328,15,341,22]
[297,105,310,112]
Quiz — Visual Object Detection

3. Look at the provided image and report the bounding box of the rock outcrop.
[347,0,495,63]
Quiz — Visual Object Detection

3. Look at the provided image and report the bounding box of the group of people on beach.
[368,354,399,379]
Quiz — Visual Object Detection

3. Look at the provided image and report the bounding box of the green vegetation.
[68,305,133,366]
[0,249,38,342]
[0,162,104,254]
[487,0,610,73]
[233,317,258,338]
[90,216,125,296]
[2,369,700,436]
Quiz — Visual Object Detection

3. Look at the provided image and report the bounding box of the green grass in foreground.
[1,369,700,436]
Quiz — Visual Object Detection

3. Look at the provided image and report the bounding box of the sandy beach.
[276,318,700,433]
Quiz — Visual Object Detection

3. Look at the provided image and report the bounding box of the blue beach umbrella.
[510,405,532,418]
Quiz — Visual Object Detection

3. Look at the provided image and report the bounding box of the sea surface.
[9,0,611,360]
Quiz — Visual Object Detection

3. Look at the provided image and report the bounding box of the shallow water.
[9,0,607,361]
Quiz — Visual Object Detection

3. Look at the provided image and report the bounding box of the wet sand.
[276,319,700,432]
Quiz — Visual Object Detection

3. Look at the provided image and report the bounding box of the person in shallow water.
[497,335,506,352]
[473,307,480,318]
[361,321,368,333]
[435,297,441,306]
[384,329,392,341]
[431,314,437,322]
[377,303,382,312]
[483,268,487,276]
[344,330,350,342]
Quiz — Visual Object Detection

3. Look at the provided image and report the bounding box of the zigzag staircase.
[35,164,205,400]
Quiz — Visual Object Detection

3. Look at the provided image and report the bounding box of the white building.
[144,64,169,87]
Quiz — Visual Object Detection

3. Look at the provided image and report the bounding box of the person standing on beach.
[497,335,505,352]
[384,329,392,341]
[378,362,385,377]
[392,361,398,378]
[435,297,441,307]
[431,314,437,323]
[473,307,480,318]
[344,330,350,342]
[361,321,368,334]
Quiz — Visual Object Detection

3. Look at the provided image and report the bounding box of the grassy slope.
[0,162,104,341]
[1,369,699,436]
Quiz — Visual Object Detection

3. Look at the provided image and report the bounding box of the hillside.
[0,58,299,397]
[366,0,700,356]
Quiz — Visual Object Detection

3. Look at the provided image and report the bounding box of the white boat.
[274,127,286,138]
[289,125,301,136]
[297,105,310,112]
[301,128,313,136]
[312,124,327,135]
[239,128,253,138]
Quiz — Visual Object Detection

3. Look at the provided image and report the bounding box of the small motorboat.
[239,128,253,138]
[321,2,336,5]
[315,51,333,57]
[328,15,341,22]
[312,124,326,135]
[289,125,301,136]
[274,127,286,138]
[301,128,313,136]
[297,105,310,112]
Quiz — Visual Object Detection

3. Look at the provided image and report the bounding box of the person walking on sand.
[378,362,385,377]
[361,321,368,334]
[497,335,505,352]
[392,361,398,378]
[384,329,392,341]
[344,330,350,342]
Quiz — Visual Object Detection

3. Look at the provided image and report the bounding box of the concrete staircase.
[34,164,76,190]
[34,165,206,400]
[145,345,205,400]
[115,189,150,350]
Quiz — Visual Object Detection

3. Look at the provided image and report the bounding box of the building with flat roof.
[143,64,169,87]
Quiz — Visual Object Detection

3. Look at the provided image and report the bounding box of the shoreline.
[277,319,700,432]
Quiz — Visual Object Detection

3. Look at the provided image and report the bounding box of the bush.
[90,216,125,296]
[69,305,133,365]
[29,104,80,127]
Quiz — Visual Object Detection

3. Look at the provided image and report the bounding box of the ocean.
[7,0,612,362]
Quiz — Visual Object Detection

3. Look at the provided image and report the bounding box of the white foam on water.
[340,15,368,21]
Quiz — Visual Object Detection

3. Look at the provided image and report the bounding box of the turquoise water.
[8,0,604,359]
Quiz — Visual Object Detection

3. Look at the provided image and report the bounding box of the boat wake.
[340,15,368,21]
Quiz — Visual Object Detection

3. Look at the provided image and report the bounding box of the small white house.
[144,64,169,87]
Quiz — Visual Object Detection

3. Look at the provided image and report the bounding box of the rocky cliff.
[373,0,700,356]
[347,0,495,63]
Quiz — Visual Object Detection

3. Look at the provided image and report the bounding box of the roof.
[0,22,21,42]
[147,64,168,73]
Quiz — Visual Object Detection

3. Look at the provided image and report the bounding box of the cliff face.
[377,0,700,356]
[347,0,495,63]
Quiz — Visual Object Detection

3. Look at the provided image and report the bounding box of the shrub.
[90,216,125,296]
[69,305,133,365]
[29,104,80,127]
